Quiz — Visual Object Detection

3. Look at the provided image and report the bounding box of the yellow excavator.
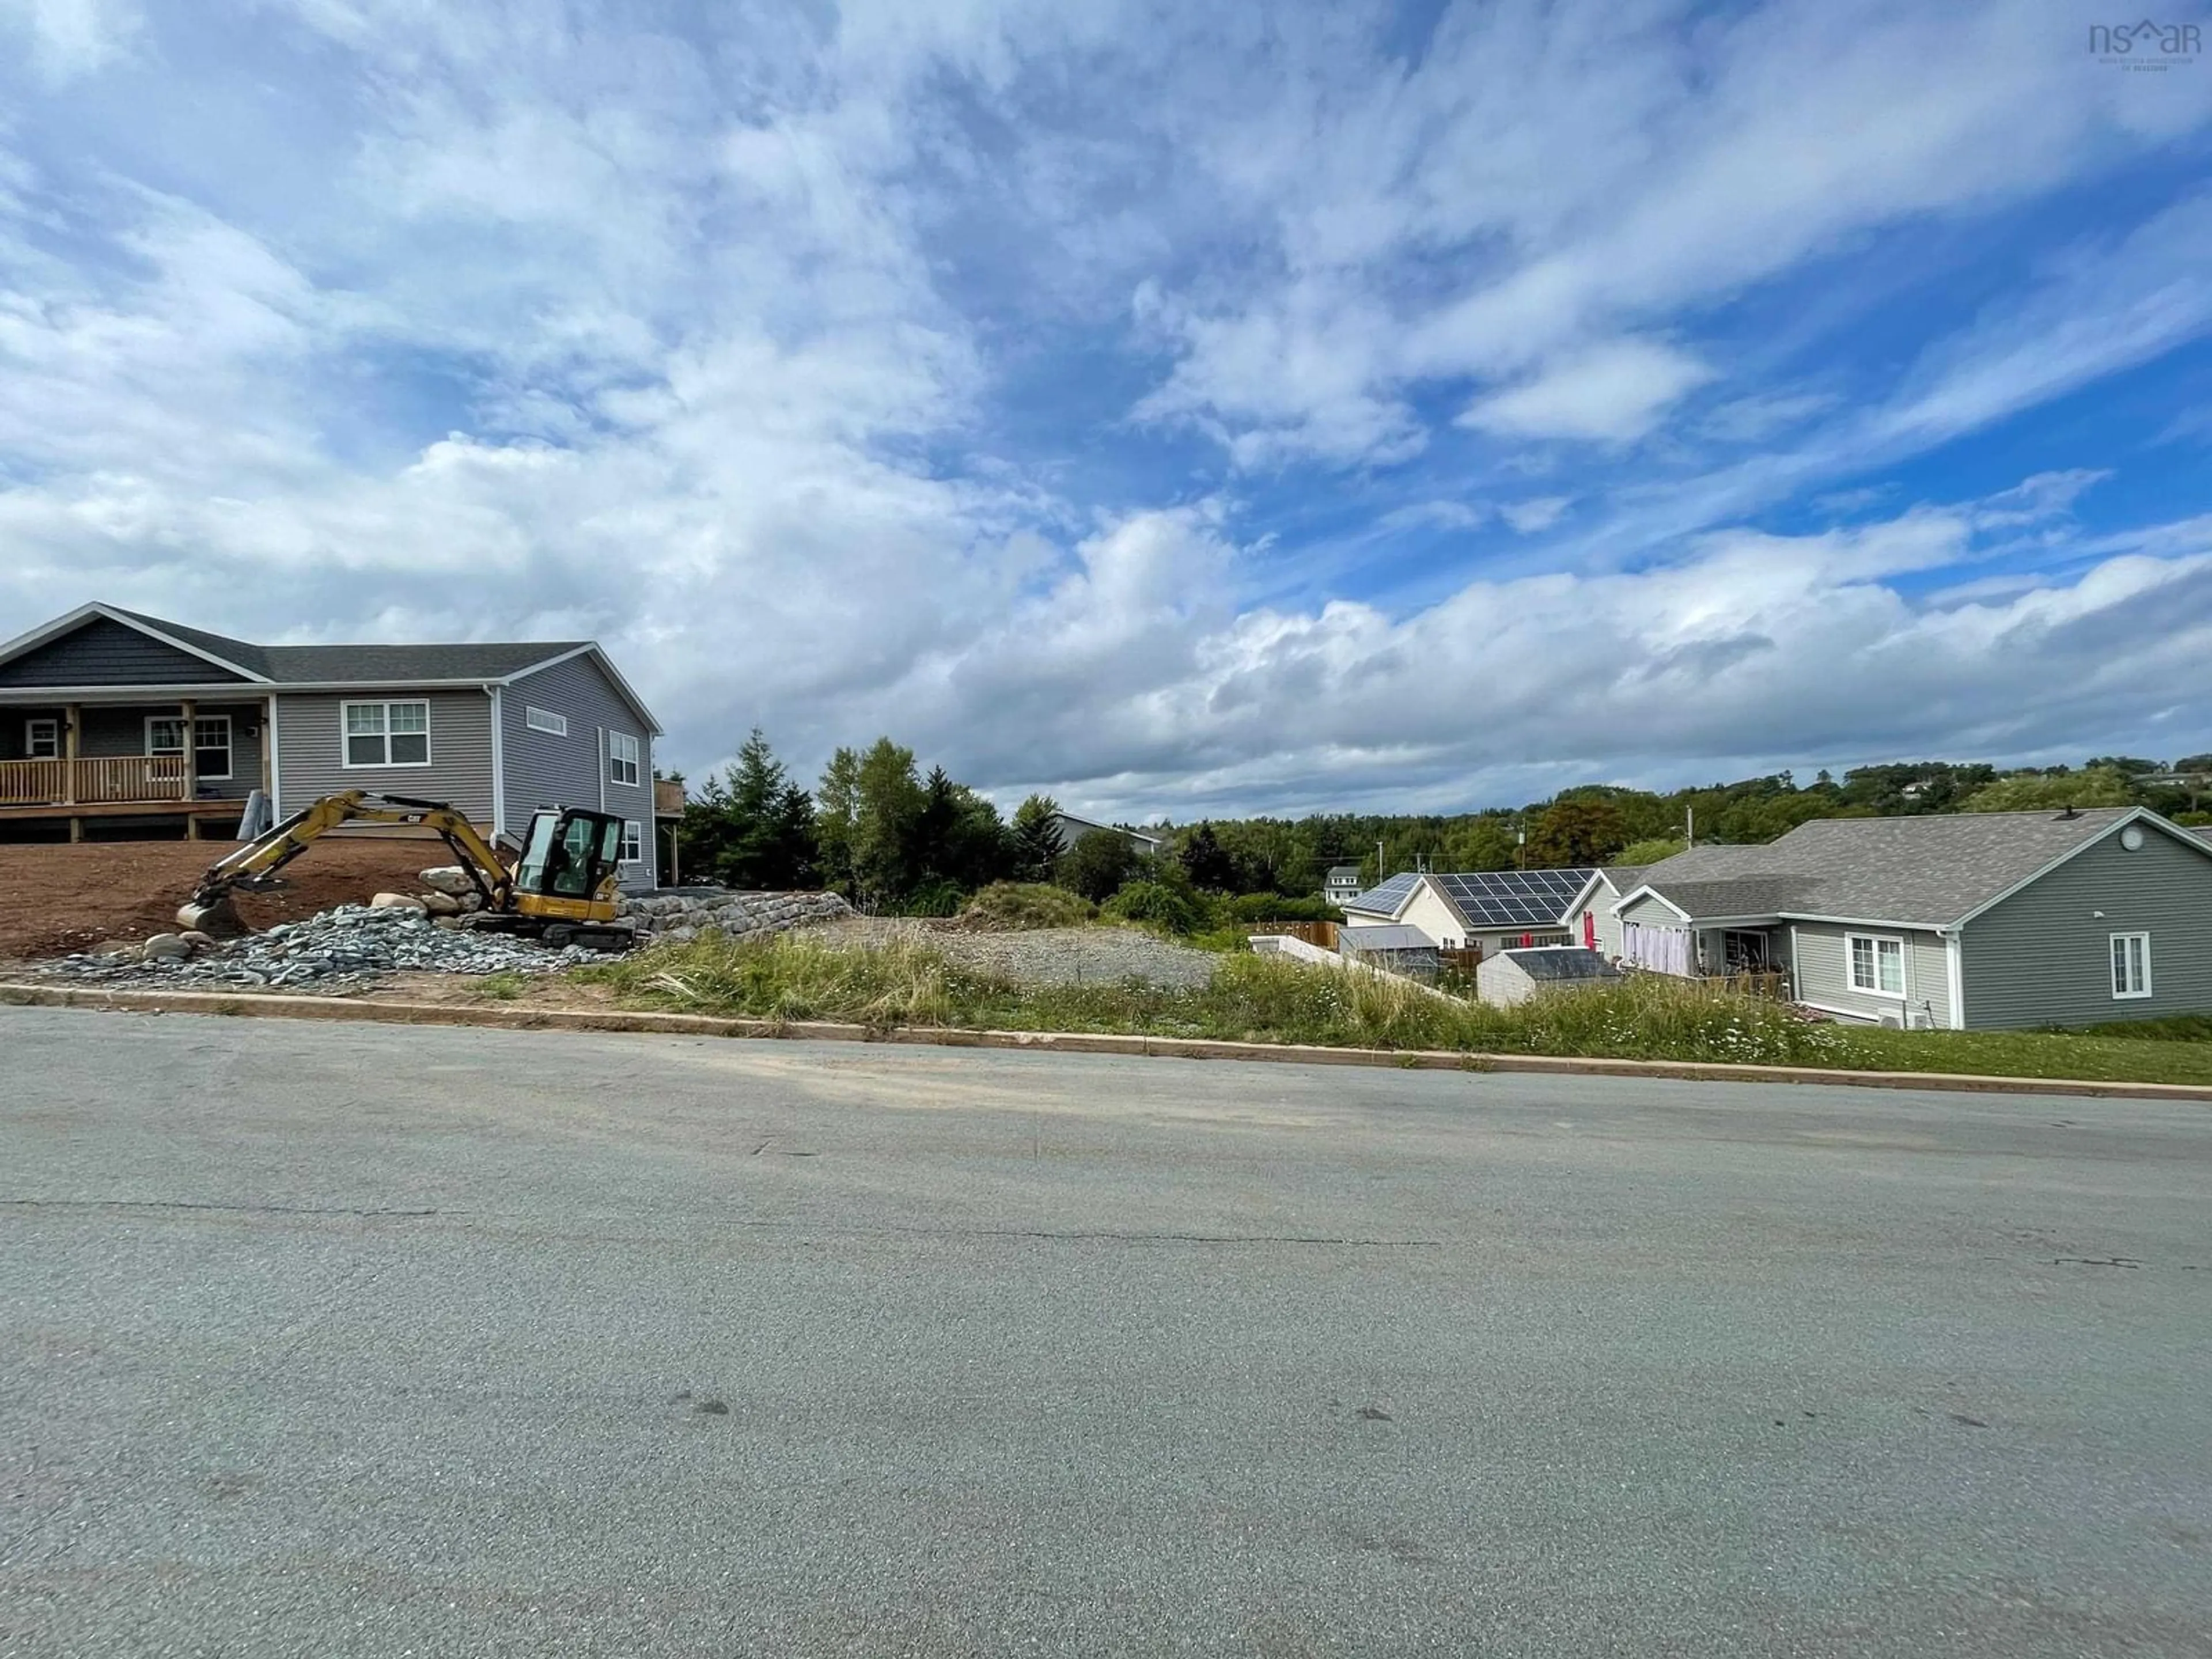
[181,790,637,951]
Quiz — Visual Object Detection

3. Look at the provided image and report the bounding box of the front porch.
[1623,919,1794,997]
[0,698,270,839]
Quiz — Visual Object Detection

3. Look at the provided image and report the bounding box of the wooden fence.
[1245,920,1338,950]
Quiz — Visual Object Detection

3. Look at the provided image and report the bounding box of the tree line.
[669,735,2212,916]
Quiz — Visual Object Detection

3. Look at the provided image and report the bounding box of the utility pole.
[1685,806,1695,849]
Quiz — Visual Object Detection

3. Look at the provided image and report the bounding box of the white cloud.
[0,1,2207,820]
[1460,338,1714,444]
[0,0,139,84]
[1131,0,2212,467]
[1500,497,1571,534]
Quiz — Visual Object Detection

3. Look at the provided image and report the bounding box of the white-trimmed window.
[1847,933,1905,997]
[608,730,640,787]
[146,715,233,781]
[2111,932,2152,1000]
[342,700,431,768]
[620,820,643,863]
[24,718,59,760]
[525,706,568,737]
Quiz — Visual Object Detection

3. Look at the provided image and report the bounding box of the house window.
[608,730,640,787]
[25,718,59,759]
[620,820,643,863]
[525,706,568,737]
[146,715,233,781]
[2111,932,2152,1000]
[342,700,431,767]
[1847,933,1905,997]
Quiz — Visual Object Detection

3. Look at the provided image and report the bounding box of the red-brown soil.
[0,838,452,961]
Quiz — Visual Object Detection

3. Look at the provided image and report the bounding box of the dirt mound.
[0,839,454,962]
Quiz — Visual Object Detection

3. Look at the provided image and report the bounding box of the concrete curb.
[1,980,2207,1103]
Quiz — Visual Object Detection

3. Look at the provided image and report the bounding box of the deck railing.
[1691,969,1793,1000]
[0,755,191,807]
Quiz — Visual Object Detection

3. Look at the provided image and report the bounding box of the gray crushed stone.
[826,918,1219,990]
[43,904,592,993]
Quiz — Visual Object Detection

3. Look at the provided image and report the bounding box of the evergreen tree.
[1178,823,1238,891]
[815,745,862,899]
[1011,794,1066,882]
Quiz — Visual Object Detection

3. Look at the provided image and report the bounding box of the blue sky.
[1,0,2209,821]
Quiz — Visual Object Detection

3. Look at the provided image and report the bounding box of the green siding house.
[1604,808,2212,1030]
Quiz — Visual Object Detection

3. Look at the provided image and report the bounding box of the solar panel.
[1430,868,1596,929]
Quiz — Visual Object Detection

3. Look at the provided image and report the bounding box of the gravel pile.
[44,904,592,992]
[827,918,1219,990]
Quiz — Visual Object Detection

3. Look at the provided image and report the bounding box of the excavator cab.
[512,808,624,902]
[493,807,633,949]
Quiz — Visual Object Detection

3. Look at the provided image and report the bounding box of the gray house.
[1047,811,1165,861]
[0,602,661,886]
[1560,863,1650,959]
[1603,808,2212,1029]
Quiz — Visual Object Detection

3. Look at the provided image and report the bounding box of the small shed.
[1340,923,1441,980]
[1477,945,1624,1007]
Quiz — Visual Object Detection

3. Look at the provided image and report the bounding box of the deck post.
[62,703,79,806]
[180,699,198,840]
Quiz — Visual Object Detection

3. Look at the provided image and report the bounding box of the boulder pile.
[37,882,854,994]
[615,889,852,942]
[48,904,592,992]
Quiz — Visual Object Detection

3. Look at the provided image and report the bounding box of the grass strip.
[578,932,2212,1088]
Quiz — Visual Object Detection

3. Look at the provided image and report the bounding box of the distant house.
[1560,865,1650,959]
[1323,863,1364,905]
[1047,811,1164,861]
[1600,808,2212,1029]
[1476,946,1623,1007]
[0,601,662,886]
[1340,868,1593,956]
[1339,923,1440,981]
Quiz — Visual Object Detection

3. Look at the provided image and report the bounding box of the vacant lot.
[2,1008,2206,1657]
[0,838,449,960]
[825,914,1219,988]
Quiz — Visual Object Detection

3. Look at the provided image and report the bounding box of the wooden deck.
[0,755,191,809]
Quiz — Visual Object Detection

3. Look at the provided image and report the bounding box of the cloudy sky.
[2,1,2209,821]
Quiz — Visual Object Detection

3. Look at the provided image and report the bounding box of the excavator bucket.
[176,895,247,937]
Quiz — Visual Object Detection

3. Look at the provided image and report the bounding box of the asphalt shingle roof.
[110,606,584,683]
[111,608,274,677]
[258,642,588,682]
[1629,808,2165,927]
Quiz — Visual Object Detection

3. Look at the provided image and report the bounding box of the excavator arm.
[184,790,513,927]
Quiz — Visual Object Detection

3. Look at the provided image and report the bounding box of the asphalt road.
[1,1008,2207,1657]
